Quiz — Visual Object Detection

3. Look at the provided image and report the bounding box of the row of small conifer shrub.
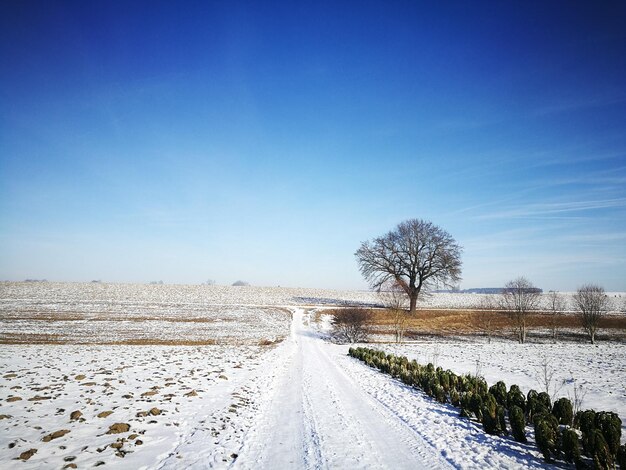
[348,347,625,469]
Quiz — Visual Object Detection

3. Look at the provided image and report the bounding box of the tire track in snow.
[234,308,449,469]
[334,351,547,469]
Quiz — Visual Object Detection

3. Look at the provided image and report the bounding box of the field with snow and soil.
[0,344,275,468]
[1,282,625,469]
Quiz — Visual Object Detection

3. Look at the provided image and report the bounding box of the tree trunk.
[409,293,417,315]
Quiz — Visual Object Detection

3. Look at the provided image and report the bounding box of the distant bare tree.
[355,219,462,314]
[378,280,410,343]
[546,291,567,343]
[476,296,498,343]
[500,277,541,344]
[573,284,608,344]
[331,308,372,343]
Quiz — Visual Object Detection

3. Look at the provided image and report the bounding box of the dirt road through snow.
[234,309,450,469]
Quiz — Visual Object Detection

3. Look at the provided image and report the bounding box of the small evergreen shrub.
[552,397,574,426]
[497,404,507,436]
[577,409,597,456]
[459,390,483,421]
[561,428,581,464]
[509,405,527,443]
[459,391,473,418]
[438,370,451,393]
[489,381,507,407]
[595,411,622,459]
[527,390,551,423]
[434,384,446,404]
[448,371,459,390]
[475,377,488,397]
[450,388,461,407]
[617,443,626,470]
[537,392,552,413]
[470,393,484,421]
[507,385,526,412]
[481,394,503,435]
[591,429,613,470]
[400,367,412,386]
[534,413,559,462]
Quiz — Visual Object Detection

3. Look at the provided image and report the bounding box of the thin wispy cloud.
[560,232,626,243]
[475,198,626,220]
[524,170,626,191]
[529,150,626,169]
[462,227,550,252]
[533,92,626,116]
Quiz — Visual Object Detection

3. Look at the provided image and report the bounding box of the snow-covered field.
[2,281,625,312]
[0,304,289,345]
[0,344,274,468]
[1,282,625,468]
[0,283,293,344]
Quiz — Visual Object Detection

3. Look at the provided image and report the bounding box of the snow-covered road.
[2,307,553,469]
[233,309,451,470]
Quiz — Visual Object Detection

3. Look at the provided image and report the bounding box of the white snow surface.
[2,309,569,469]
[2,282,625,469]
[2,281,625,312]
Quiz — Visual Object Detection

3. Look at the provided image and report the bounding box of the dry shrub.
[331,308,372,343]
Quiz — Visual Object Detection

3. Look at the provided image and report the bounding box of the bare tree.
[476,296,499,343]
[378,280,410,343]
[546,291,567,343]
[355,219,462,314]
[331,308,372,343]
[567,373,588,416]
[500,277,541,344]
[535,355,565,401]
[573,284,608,344]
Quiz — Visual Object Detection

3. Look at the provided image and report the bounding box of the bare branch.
[378,280,410,343]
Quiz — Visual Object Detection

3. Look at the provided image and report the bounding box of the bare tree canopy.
[574,284,608,344]
[500,276,541,344]
[355,219,462,314]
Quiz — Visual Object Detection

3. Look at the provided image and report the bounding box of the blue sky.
[1,1,625,291]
